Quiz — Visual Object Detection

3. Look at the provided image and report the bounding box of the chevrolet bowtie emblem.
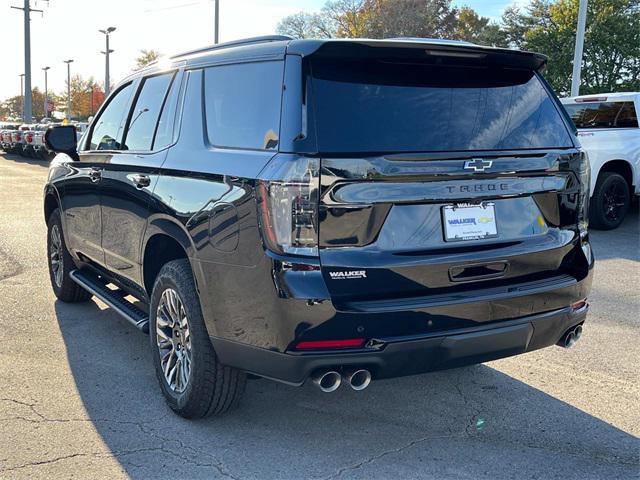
[464,159,493,172]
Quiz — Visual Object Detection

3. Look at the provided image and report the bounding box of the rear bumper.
[212,303,588,386]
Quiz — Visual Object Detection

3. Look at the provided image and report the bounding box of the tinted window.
[153,73,181,150]
[310,60,573,153]
[563,101,638,129]
[123,73,175,151]
[89,82,134,150]
[204,62,283,150]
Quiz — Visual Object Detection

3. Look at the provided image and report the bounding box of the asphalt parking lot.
[0,153,638,479]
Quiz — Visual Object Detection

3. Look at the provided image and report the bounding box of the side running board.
[69,269,149,333]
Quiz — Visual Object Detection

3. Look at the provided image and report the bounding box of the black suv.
[44,36,593,418]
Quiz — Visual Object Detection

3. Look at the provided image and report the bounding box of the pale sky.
[1,0,527,100]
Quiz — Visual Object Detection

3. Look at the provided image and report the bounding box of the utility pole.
[64,59,73,120]
[99,27,116,96]
[214,0,219,44]
[11,0,43,123]
[19,74,25,121]
[571,0,588,97]
[42,66,50,119]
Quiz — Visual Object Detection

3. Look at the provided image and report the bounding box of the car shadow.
[53,300,637,479]
[589,199,639,262]
[1,152,50,167]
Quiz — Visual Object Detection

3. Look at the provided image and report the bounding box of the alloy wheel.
[156,288,192,393]
[49,224,63,288]
[603,181,627,222]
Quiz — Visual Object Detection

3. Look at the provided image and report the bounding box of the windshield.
[310,59,574,153]
[563,101,638,129]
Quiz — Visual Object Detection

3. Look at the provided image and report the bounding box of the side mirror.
[45,125,78,159]
[87,116,94,124]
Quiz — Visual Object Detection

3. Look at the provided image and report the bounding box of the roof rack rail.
[170,35,293,59]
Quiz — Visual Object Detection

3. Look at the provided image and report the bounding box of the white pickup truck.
[561,92,639,229]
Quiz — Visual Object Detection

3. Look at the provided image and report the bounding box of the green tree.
[0,96,22,121]
[501,0,640,95]
[0,88,57,122]
[135,49,161,70]
[453,6,506,46]
[64,75,104,120]
[277,0,498,43]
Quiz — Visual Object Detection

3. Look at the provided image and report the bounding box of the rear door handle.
[89,167,102,183]
[131,174,151,188]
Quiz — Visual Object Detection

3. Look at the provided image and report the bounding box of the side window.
[123,72,175,151]
[204,61,283,150]
[153,73,181,150]
[88,82,134,151]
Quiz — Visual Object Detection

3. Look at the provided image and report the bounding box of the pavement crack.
[1,446,241,477]
[321,433,460,480]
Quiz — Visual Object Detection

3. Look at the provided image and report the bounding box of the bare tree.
[276,11,335,38]
[322,0,369,38]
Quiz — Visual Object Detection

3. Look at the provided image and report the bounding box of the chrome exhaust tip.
[573,324,583,341]
[557,324,584,348]
[344,368,372,391]
[311,370,342,393]
[564,330,577,348]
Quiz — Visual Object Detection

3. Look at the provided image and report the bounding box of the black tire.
[590,172,631,230]
[47,209,92,302]
[149,259,246,418]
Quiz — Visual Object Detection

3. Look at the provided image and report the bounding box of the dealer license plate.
[443,203,498,241]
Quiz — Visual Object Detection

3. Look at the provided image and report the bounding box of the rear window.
[310,60,573,153]
[563,101,638,129]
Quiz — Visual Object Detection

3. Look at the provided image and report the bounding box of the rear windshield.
[309,60,573,153]
[563,101,638,129]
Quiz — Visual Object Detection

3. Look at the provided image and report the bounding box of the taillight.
[26,133,33,143]
[570,299,587,312]
[577,150,590,238]
[257,156,320,256]
[16,132,21,142]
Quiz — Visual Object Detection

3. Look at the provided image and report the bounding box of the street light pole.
[19,74,25,121]
[64,59,74,120]
[11,0,43,123]
[42,66,50,119]
[214,0,219,44]
[99,27,116,96]
[571,0,588,97]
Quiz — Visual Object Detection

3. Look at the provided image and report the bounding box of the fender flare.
[142,216,196,260]
[141,215,217,336]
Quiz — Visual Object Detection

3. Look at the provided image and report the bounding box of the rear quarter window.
[203,61,284,150]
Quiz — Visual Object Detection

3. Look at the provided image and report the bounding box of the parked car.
[11,127,26,155]
[0,124,19,153]
[15,124,34,156]
[21,124,37,158]
[43,36,593,418]
[32,124,53,160]
[561,92,639,229]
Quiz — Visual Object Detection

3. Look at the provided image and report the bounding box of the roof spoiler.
[287,39,548,71]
